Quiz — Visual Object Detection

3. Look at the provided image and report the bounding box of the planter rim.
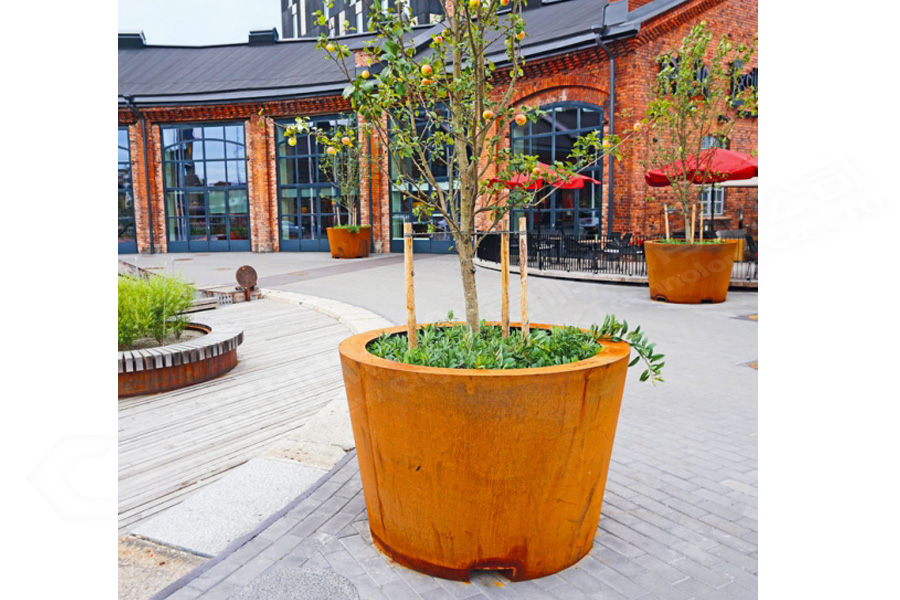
[339,321,631,378]
[118,321,244,373]
[645,239,739,246]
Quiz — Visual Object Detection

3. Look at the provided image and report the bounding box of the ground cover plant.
[369,313,664,383]
[118,274,196,350]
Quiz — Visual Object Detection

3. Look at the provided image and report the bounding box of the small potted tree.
[288,0,662,582]
[284,119,372,258]
[639,21,757,303]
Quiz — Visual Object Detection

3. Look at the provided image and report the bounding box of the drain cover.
[231,567,359,600]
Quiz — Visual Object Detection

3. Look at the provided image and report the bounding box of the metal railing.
[476,232,758,282]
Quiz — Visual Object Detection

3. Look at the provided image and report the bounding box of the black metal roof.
[119,0,689,106]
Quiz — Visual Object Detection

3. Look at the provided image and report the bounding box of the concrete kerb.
[260,289,396,334]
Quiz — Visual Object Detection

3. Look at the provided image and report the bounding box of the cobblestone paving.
[157,384,757,600]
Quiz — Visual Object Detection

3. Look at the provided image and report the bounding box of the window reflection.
[509,104,605,235]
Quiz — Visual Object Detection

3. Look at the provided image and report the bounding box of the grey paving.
[133,458,327,557]
[120,251,757,600]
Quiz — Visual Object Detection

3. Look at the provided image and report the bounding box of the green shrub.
[118,274,196,349]
[118,275,152,349]
[145,274,196,344]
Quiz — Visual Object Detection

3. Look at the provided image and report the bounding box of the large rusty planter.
[644,239,739,303]
[338,323,631,582]
[326,226,372,259]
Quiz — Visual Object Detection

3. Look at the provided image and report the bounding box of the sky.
[118,0,283,46]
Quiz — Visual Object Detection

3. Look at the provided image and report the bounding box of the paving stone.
[133,458,327,557]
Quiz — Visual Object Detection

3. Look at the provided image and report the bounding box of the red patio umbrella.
[491,162,601,190]
[644,149,758,187]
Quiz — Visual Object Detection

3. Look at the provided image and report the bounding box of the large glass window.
[509,103,604,235]
[161,123,250,251]
[276,115,354,251]
[118,127,137,253]
[389,106,456,253]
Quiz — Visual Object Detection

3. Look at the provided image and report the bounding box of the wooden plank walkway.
[118,299,352,536]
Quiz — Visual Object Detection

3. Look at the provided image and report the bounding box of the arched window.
[161,123,250,252]
[509,102,604,235]
[275,114,355,252]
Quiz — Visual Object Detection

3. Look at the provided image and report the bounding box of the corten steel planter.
[118,323,243,398]
[338,323,631,582]
[644,239,739,304]
[326,226,372,259]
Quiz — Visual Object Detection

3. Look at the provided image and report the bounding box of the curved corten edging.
[339,322,631,582]
[118,323,244,398]
[645,239,739,303]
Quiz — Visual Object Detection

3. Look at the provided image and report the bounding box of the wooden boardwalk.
[118,299,352,536]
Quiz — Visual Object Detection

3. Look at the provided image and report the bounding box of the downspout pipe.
[121,95,155,254]
[593,13,616,238]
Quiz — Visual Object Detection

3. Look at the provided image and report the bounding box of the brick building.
[118,0,757,255]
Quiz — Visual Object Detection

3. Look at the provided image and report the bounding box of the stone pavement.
[119,252,757,600]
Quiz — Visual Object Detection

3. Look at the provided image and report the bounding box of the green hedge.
[118,274,196,349]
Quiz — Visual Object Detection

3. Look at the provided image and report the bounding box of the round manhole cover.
[236,265,258,288]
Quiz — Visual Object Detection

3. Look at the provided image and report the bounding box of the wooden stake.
[518,217,529,338]
[690,204,696,244]
[404,222,417,349]
[500,231,510,338]
[664,205,670,240]
[699,201,704,242]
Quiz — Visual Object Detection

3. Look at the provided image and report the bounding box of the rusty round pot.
[326,226,372,259]
[338,323,631,582]
[644,239,739,303]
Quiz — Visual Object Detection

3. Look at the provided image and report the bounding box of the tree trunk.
[455,236,480,333]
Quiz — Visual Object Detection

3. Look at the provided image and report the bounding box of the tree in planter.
[639,21,757,243]
[284,119,365,229]
[284,0,633,333]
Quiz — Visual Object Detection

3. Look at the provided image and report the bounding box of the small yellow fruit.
[341,136,352,146]
[434,35,443,44]
[421,64,433,76]
[602,138,612,148]
[482,110,495,120]
[326,146,337,155]
[288,136,297,146]
[514,113,527,126]
[516,31,526,41]
[501,0,509,5]
[633,121,643,132]
[468,0,480,9]
[361,70,370,79]
[326,43,335,52]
